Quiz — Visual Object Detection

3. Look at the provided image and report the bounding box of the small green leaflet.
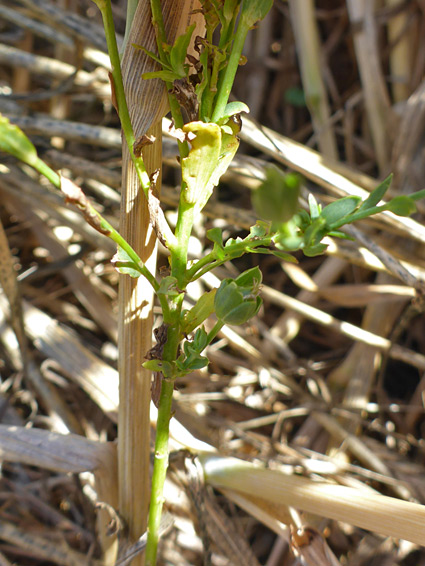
[112,247,141,278]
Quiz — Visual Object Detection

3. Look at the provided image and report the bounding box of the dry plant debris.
[0,1,425,565]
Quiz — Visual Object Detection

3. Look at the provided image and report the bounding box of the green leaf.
[0,113,38,166]
[112,247,141,278]
[241,0,273,27]
[234,266,262,295]
[321,196,361,226]
[132,44,171,69]
[206,227,224,247]
[358,174,393,212]
[217,101,249,125]
[271,250,298,262]
[308,193,321,220]
[215,267,263,325]
[182,290,217,334]
[385,196,417,216]
[303,217,327,247]
[157,276,180,297]
[273,227,304,251]
[170,23,196,78]
[303,243,328,257]
[249,221,269,238]
[182,120,240,214]
[142,360,163,372]
[186,356,209,370]
[193,327,209,351]
[327,230,354,240]
[210,119,240,188]
[223,0,241,23]
[142,70,179,82]
[252,166,301,223]
[182,121,222,210]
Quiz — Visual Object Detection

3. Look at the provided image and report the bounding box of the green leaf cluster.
[252,171,422,257]
[215,266,262,325]
[137,23,196,83]
[138,0,272,124]
[176,328,209,373]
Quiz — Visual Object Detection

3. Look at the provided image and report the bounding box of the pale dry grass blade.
[0,44,111,99]
[386,0,412,102]
[0,215,27,369]
[0,520,103,566]
[0,423,115,474]
[392,78,425,192]
[326,237,425,283]
[0,423,118,562]
[311,411,414,501]
[270,256,347,344]
[0,170,116,254]
[9,196,117,342]
[327,275,408,394]
[346,1,392,173]
[261,284,425,372]
[23,302,119,419]
[289,0,338,158]
[4,114,121,148]
[317,282,415,306]
[220,488,291,537]
[200,454,425,546]
[17,0,109,51]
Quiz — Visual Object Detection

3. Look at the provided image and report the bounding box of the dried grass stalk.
[201,454,425,546]
[118,3,204,562]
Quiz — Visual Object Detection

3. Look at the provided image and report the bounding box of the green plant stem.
[122,0,139,52]
[108,229,159,291]
[30,151,159,290]
[186,235,274,282]
[145,308,183,566]
[206,319,224,344]
[149,0,168,60]
[211,20,249,122]
[34,157,60,187]
[173,203,195,285]
[98,0,152,198]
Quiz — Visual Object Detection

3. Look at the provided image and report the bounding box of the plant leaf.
[241,0,273,27]
[358,174,393,212]
[217,101,249,124]
[170,23,196,78]
[142,70,179,82]
[308,193,321,220]
[182,121,222,210]
[182,290,217,334]
[206,227,223,247]
[0,113,38,166]
[112,247,141,278]
[271,250,298,262]
[252,166,301,223]
[157,276,180,297]
[385,196,417,216]
[303,243,328,257]
[321,196,361,226]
